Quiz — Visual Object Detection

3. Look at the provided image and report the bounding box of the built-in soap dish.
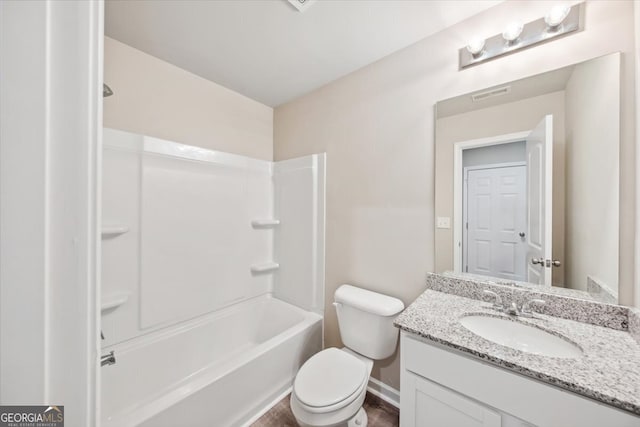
[251,219,280,228]
[250,262,280,274]
[101,291,130,313]
[102,225,130,238]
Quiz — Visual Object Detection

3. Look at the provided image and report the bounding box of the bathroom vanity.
[395,274,640,427]
[411,49,640,426]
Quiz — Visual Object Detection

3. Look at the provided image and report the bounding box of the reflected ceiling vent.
[287,0,317,12]
[471,86,511,102]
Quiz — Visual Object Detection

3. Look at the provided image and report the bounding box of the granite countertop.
[394,289,640,416]
[442,271,597,301]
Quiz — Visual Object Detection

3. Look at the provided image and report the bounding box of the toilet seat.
[293,348,367,414]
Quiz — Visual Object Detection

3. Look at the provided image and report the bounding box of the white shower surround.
[101,128,325,426]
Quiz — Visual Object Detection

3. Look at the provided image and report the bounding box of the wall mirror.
[434,52,621,304]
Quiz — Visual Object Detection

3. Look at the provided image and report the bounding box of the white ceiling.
[105,0,501,107]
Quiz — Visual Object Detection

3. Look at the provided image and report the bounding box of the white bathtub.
[101,295,322,427]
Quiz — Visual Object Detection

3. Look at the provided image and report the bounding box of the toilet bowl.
[290,285,404,427]
[291,348,372,427]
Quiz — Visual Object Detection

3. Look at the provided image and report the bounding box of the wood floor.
[251,392,399,427]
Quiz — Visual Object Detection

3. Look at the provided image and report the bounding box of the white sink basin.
[459,315,583,359]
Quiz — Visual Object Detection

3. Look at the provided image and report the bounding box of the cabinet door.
[402,371,502,427]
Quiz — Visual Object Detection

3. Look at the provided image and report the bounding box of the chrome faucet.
[482,289,545,318]
[520,298,546,317]
[505,301,520,316]
[482,290,504,310]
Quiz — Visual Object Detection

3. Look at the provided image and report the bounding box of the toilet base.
[346,407,368,427]
[293,406,368,427]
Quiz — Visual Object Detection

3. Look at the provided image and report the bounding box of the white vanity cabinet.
[400,332,640,427]
[402,370,503,427]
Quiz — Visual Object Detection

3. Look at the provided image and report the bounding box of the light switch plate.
[436,217,451,229]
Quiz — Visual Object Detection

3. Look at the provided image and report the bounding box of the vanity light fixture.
[545,4,571,29]
[466,37,486,56]
[459,2,584,69]
[502,21,524,43]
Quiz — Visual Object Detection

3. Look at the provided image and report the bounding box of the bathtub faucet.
[101,350,116,367]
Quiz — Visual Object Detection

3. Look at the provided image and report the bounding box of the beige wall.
[274,0,636,390]
[435,91,566,286]
[565,54,620,293]
[104,37,273,160]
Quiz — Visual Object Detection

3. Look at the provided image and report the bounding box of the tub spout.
[101,350,116,367]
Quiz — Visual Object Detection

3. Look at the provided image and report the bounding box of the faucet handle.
[482,290,503,309]
[521,299,546,316]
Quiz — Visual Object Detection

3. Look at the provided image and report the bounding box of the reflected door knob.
[531,258,544,265]
[551,260,561,267]
[519,232,525,238]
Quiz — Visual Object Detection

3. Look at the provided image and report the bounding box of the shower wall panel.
[273,154,326,315]
[139,146,271,329]
[102,129,273,345]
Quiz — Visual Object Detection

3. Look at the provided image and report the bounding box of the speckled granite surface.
[395,289,640,416]
[443,271,597,301]
[629,308,640,345]
[430,273,629,330]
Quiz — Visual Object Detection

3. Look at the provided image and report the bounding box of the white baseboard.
[367,377,400,409]
[240,386,292,427]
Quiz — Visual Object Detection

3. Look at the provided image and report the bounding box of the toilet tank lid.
[334,285,404,316]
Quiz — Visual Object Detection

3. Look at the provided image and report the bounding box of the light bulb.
[466,37,486,56]
[545,4,570,28]
[502,21,524,42]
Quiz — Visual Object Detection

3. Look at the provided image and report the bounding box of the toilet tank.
[334,285,405,360]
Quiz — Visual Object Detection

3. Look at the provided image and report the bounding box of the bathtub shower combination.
[101,129,326,427]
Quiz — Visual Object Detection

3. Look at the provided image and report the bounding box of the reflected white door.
[525,115,553,286]
[465,165,527,281]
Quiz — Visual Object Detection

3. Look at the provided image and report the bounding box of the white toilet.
[290,284,404,427]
